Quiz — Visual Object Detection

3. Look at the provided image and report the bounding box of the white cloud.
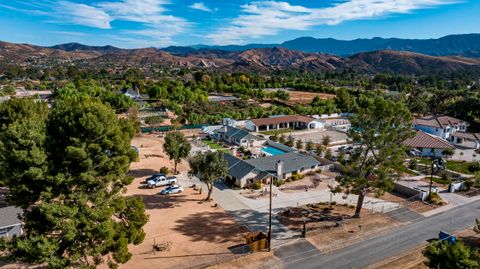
[6,0,190,47]
[208,0,458,45]
[189,2,212,12]
[56,1,112,29]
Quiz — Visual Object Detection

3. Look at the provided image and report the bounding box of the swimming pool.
[262,146,286,156]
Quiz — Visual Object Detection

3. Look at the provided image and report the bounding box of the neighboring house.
[121,87,141,99]
[245,115,324,132]
[412,115,468,140]
[0,206,22,238]
[211,125,265,148]
[223,152,321,187]
[403,131,455,157]
[450,132,480,149]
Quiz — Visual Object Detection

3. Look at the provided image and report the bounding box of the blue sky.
[0,0,478,48]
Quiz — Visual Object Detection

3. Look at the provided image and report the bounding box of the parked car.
[142,173,166,184]
[407,148,423,157]
[159,185,184,195]
[338,146,354,154]
[147,176,177,188]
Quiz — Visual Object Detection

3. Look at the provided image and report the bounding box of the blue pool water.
[262,147,286,156]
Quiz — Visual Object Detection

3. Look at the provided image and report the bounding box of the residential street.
[278,198,480,269]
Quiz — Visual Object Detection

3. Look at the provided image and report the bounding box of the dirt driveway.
[118,135,249,269]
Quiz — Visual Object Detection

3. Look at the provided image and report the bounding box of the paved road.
[279,198,480,269]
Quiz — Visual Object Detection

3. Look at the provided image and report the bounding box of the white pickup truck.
[147,176,178,188]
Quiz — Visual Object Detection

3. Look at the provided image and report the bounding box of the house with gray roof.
[212,125,265,148]
[0,206,22,238]
[223,152,321,187]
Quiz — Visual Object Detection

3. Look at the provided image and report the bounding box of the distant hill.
[161,34,480,57]
[2,40,480,75]
[50,43,121,53]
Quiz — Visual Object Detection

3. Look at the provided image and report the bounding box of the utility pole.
[268,176,273,251]
[429,158,434,196]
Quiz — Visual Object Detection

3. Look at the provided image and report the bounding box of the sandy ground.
[367,192,436,214]
[118,134,249,269]
[285,91,336,105]
[278,173,337,193]
[278,204,399,253]
[290,130,348,145]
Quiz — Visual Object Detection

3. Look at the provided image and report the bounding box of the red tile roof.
[250,115,314,127]
[403,131,454,149]
[413,115,466,129]
[452,131,480,141]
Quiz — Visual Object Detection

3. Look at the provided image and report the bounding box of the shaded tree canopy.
[0,97,147,269]
[423,240,480,269]
[335,95,413,217]
[163,131,191,173]
[189,151,227,201]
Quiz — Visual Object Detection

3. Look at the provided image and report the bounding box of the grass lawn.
[261,128,294,136]
[446,160,475,174]
[203,140,230,154]
[398,165,419,176]
[415,158,432,165]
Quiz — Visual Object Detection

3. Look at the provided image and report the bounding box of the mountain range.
[165,34,480,58]
[1,34,480,75]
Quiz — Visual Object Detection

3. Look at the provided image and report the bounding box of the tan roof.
[250,115,314,127]
[452,131,480,141]
[413,115,466,129]
[403,131,454,149]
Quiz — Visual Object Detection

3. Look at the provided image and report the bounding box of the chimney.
[223,125,228,132]
[276,161,284,179]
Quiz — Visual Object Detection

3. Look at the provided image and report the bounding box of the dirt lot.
[279,172,337,193]
[290,130,348,145]
[285,91,336,105]
[278,204,399,252]
[367,191,436,214]
[118,134,249,269]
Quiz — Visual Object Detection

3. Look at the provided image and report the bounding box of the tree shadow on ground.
[128,168,158,178]
[129,193,202,210]
[174,211,249,243]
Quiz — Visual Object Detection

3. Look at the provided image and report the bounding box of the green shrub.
[291,173,305,181]
[468,162,480,173]
[144,115,164,127]
[159,166,170,174]
[427,192,444,205]
[408,159,417,170]
[464,179,474,190]
[252,181,262,190]
[315,168,322,174]
[273,179,285,187]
